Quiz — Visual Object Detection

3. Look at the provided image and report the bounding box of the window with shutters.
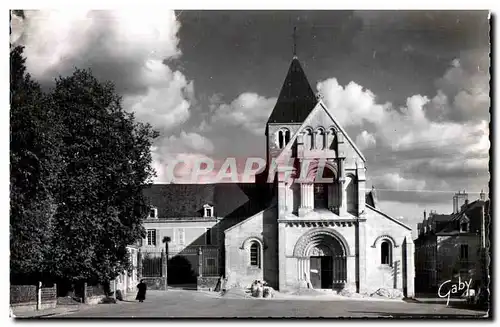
[250,242,261,268]
[147,229,156,246]
[177,228,185,245]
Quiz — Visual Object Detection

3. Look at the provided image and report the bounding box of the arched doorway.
[294,229,349,290]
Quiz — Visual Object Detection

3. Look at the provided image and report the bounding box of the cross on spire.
[293,26,297,58]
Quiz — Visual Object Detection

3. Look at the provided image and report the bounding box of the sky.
[10,10,490,234]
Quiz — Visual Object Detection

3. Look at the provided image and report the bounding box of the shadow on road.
[348,311,488,318]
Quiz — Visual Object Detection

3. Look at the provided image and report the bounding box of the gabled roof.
[366,204,412,231]
[143,183,272,220]
[267,57,318,124]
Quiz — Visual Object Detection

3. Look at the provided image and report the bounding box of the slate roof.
[143,183,273,220]
[437,200,488,235]
[267,57,318,124]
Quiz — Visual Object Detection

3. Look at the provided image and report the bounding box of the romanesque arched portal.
[293,228,349,289]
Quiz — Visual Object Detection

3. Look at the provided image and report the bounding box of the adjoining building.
[414,190,489,293]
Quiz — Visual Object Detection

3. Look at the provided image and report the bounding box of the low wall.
[142,277,167,290]
[10,284,57,312]
[197,277,219,291]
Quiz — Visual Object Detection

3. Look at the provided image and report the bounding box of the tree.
[10,45,61,283]
[48,68,158,285]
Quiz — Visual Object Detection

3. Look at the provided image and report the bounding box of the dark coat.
[136,282,147,301]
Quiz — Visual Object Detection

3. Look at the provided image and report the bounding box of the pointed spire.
[267,56,317,124]
[293,26,298,58]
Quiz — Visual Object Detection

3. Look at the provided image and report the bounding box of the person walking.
[136,279,147,303]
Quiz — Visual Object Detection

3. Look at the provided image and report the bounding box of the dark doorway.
[310,256,334,289]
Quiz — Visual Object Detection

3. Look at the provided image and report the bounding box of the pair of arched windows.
[277,129,291,149]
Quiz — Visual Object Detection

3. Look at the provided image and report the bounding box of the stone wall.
[197,276,219,291]
[10,283,57,312]
[224,206,278,289]
[364,207,414,296]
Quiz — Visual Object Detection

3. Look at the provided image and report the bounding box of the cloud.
[355,131,376,150]
[373,172,426,192]
[427,50,490,123]
[11,9,196,182]
[317,78,388,127]
[210,92,276,134]
[317,49,489,211]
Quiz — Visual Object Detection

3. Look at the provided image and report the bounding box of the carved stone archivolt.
[371,234,398,248]
[293,228,350,257]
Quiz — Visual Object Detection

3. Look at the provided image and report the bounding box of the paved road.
[54,290,487,318]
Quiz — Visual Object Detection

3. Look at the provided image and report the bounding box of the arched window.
[303,128,313,150]
[346,175,358,214]
[381,240,392,265]
[250,242,261,268]
[315,128,325,150]
[285,129,290,145]
[328,128,337,150]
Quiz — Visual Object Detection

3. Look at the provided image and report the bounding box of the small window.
[147,229,157,246]
[250,242,261,268]
[205,207,213,217]
[149,207,158,218]
[177,228,185,245]
[205,228,212,245]
[381,240,392,265]
[460,244,469,260]
[460,222,468,232]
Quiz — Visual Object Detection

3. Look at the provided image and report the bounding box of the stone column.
[137,249,143,279]
[161,249,167,290]
[278,181,286,214]
[357,221,367,293]
[198,247,203,277]
[405,238,415,298]
[299,183,313,216]
[338,160,346,216]
[278,223,287,291]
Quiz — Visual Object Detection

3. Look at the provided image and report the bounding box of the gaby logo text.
[437,277,472,306]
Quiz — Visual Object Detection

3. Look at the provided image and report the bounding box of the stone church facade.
[142,55,415,297]
[223,56,415,297]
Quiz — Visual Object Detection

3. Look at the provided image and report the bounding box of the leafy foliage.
[10,46,61,282]
[10,46,159,285]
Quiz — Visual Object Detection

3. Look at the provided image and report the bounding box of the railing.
[140,246,220,280]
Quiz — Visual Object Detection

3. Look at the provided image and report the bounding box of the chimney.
[424,210,427,220]
[480,189,486,201]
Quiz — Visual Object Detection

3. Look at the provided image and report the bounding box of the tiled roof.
[143,183,273,220]
[267,57,318,124]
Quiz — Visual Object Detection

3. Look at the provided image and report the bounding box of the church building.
[141,55,415,297]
